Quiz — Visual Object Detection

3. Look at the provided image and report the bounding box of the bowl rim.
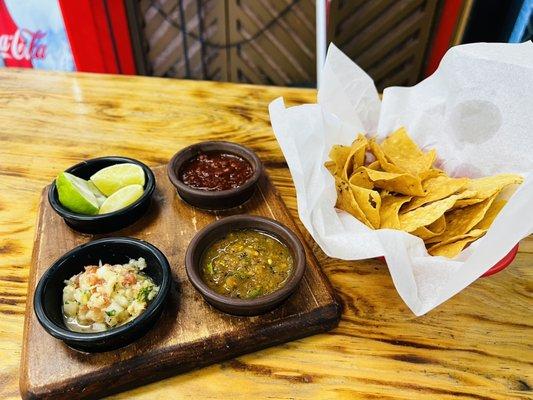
[33,237,171,343]
[48,156,156,221]
[185,214,306,310]
[166,141,262,199]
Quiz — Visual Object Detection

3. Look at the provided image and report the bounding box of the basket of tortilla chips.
[325,127,522,258]
[269,42,533,315]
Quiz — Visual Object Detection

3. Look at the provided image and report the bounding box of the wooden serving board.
[20,165,341,400]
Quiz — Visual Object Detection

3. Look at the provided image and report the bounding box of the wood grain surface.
[0,68,531,400]
[20,166,340,399]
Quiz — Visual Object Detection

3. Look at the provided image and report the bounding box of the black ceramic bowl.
[48,156,156,234]
[167,141,262,210]
[33,237,171,352]
[185,215,306,316]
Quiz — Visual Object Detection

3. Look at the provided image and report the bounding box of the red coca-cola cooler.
[0,0,136,74]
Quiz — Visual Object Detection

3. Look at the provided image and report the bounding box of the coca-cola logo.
[0,29,47,61]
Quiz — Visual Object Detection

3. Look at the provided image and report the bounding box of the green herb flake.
[206,262,214,275]
[246,287,262,299]
[137,286,151,302]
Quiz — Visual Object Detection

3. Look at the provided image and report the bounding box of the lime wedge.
[87,181,107,207]
[98,184,144,214]
[56,172,99,215]
[90,163,145,196]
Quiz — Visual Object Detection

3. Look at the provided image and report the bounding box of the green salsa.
[200,229,293,299]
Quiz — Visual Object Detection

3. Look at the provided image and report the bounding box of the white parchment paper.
[269,42,533,315]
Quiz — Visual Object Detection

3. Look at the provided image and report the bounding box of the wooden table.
[0,69,531,400]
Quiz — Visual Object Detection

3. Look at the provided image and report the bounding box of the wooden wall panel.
[329,0,440,91]
[138,0,315,86]
[141,0,228,80]
[226,0,316,86]
[135,0,439,89]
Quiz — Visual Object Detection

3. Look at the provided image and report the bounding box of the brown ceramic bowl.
[185,215,306,316]
[167,141,262,210]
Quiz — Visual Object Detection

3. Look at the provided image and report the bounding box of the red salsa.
[179,151,254,191]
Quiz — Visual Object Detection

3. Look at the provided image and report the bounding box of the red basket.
[481,243,519,277]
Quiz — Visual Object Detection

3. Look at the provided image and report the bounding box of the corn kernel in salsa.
[200,229,293,299]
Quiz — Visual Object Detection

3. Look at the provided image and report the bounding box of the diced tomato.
[124,273,137,285]
[85,266,98,273]
[88,275,104,286]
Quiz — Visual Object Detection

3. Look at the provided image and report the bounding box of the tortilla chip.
[399,192,471,232]
[341,134,368,180]
[349,167,373,189]
[419,168,445,181]
[334,177,373,228]
[425,196,496,244]
[368,160,381,170]
[465,174,523,200]
[412,215,446,240]
[380,194,412,229]
[428,237,478,257]
[360,167,425,196]
[380,127,436,174]
[428,229,486,257]
[474,198,507,230]
[328,144,352,165]
[368,139,405,174]
[453,176,521,208]
[403,176,469,212]
[428,214,447,233]
[349,183,381,229]
[328,145,352,175]
[324,160,337,175]
[352,134,368,164]
[452,197,485,208]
